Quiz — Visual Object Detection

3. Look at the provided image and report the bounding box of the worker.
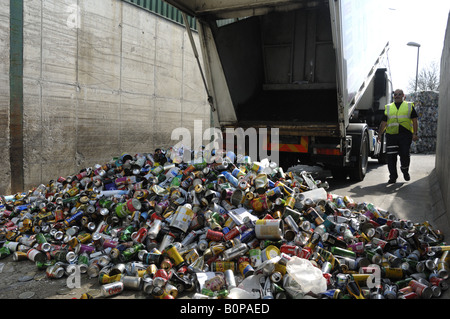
[377,89,419,184]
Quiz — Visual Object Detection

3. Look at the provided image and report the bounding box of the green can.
[115,202,128,218]
[99,198,114,209]
[78,253,89,267]
[36,232,48,245]
[331,246,356,259]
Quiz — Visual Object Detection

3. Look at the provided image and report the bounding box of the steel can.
[280,244,299,257]
[211,261,236,272]
[223,226,241,241]
[261,245,280,262]
[409,279,433,299]
[163,244,185,268]
[238,257,254,278]
[255,219,283,240]
[206,229,224,241]
[27,248,46,263]
[160,257,173,271]
[131,227,148,243]
[336,273,349,290]
[13,251,28,261]
[170,204,194,233]
[249,248,262,267]
[101,281,124,297]
[122,275,143,290]
[224,269,237,289]
[46,264,65,279]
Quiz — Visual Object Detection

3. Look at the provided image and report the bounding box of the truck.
[165,0,392,181]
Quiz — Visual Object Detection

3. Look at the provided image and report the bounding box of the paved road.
[326,153,450,299]
[326,154,439,231]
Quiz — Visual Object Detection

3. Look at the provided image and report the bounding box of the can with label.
[409,279,433,299]
[170,204,194,233]
[46,264,65,279]
[261,245,280,262]
[280,244,299,257]
[163,244,185,268]
[206,229,224,242]
[255,219,283,240]
[27,248,46,263]
[101,281,124,297]
[238,256,254,278]
[249,248,262,267]
[211,261,236,272]
[223,226,241,241]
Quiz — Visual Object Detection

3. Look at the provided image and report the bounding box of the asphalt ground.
[326,153,450,299]
[0,154,448,301]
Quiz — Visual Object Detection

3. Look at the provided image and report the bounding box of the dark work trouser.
[385,133,413,180]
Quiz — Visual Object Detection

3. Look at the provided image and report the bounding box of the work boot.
[401,168,410,181]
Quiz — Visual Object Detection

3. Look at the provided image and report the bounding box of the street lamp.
[407,42,421,92]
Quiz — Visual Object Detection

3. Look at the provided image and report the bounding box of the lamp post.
[407,42,421,92]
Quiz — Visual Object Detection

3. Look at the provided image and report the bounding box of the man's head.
[393,89,405,103]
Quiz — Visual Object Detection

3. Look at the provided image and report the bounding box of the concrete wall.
[435,12,450,223]
[0,0,210,194]
[0,2,10,195]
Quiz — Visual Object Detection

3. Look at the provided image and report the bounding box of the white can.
[101,281,124,297]
[170,204,194,233]
[254,219,283,240]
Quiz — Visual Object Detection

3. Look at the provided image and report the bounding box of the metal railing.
[122,0,197,30]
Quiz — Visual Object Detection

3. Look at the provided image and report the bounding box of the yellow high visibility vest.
[384,101,414,134]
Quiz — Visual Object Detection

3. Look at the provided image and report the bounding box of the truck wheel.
[349,130,369,181]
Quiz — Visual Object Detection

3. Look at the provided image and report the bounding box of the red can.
[154,269,170,283]
[280,244,299,257]
[206,229,224,241]
[132,227,148,243]
[429,275,447,289]
[387,228,400,240]
[409,280,433,299]
[299,247,312,259]
[223,226,241,241]
[323,273,333,286]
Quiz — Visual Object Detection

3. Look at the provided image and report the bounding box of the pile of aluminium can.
[0,147,449,299]
[409,91,439,154]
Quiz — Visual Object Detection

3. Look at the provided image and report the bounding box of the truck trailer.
[165,0,392,181]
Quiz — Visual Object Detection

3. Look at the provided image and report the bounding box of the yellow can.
[77,232,92,244]
[164,244,184,268]
[261,245,280,262]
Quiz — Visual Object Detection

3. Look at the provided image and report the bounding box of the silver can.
[224,269,237,289]
[122,275,143,290]
[101,281,124,297]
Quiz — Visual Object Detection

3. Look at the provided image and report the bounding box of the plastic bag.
[286,256,327,294]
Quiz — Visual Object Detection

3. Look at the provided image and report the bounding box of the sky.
[385,0,450,94]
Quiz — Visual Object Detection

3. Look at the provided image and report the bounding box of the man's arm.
[377,121,387,142]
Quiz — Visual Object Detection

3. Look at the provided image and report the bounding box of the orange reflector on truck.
[264,136,308,153]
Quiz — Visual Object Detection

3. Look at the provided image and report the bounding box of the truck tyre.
[349,130,369,181]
